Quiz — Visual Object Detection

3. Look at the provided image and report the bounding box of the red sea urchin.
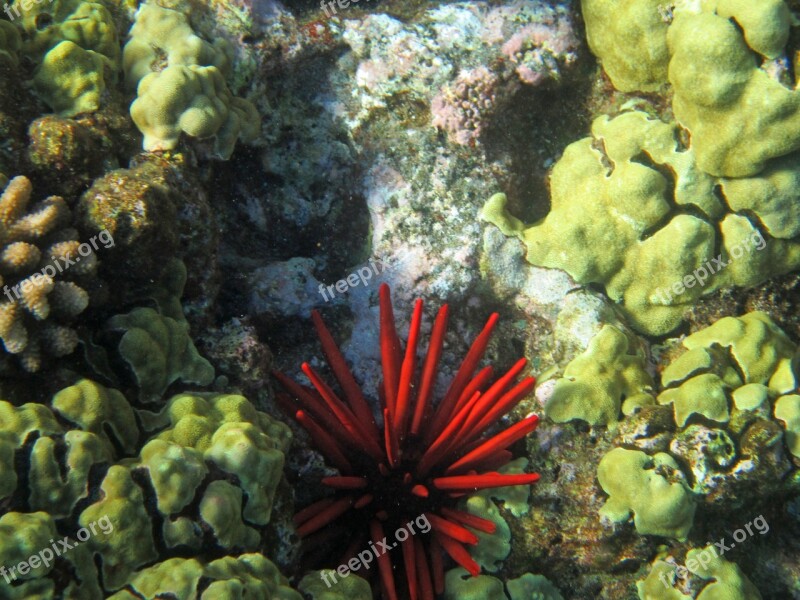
[273,284,540,600]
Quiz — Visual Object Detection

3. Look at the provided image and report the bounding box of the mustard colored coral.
[482,111,800,335]
[597,448,695,540]
[544,324,654,425]
[123,1,260,158]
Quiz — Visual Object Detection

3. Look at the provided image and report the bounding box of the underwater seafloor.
[1,0,800,598]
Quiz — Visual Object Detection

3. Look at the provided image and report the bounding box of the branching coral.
[0,176,98,371]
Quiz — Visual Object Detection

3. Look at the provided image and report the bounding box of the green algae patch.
[581,0,670,92]
[482,111,800,335]
[544,324,655,425]
[597,448,695,540]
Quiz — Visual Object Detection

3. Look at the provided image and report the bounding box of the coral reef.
[597,448,695,540]
[274,284,540,599]
[581,0,670,92]
[123,1,260,158]
[0,378,293,596]
[482,111,800,335]
[0,176,99,372]
[14,0,121,117]
[543,324,655,425]
[107,306,215,402]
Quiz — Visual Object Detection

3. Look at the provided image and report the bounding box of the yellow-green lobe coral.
[0,20,21,67]
[658,374,732,427]
[51,378,139,454]
[482,112,800,335]
[199,480,259,548]
[544,325,654,425]
[668,1,800,176]
[299,571,372,599]
[28,429,112,515]
[79,465,158,589]
[597,448,695,540]
[143,392,292,525]
[581,0,670,92]
[137,439,207,514]
[444,568,506,600]
[107,306,215,402]
[506,573,564,600]
[15,0,120,116]
[637,560,692,599]
[687,545,762,599]
[774,395,800,458]
[123,1,259,158]
[107,554,302,600]
[33,40,113,117]
[680,312,797,393]
[131,64,260,159]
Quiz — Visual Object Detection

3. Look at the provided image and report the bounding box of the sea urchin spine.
[274,284,539,600]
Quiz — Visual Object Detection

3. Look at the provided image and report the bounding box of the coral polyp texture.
[274,284,540,600]
[482,110,800,335]
[0,176,98,371]
[583,0,800,177]
[0,378,294,596]
[123,0,260,158]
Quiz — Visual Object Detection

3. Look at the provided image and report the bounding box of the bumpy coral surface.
[0,378,293,596]
[124,1,260,158]
[0,176,99,371]
[482,111,800,335]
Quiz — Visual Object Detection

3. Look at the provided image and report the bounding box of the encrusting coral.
[105,259,215,402]
[123,0,260,158]
[13,0,121,117]
[482,111,800,335]
[543,324,655,425]
[597,447,696,541]
[582,0,800,177]
[0,176,98,371]
[0,378,294,596]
